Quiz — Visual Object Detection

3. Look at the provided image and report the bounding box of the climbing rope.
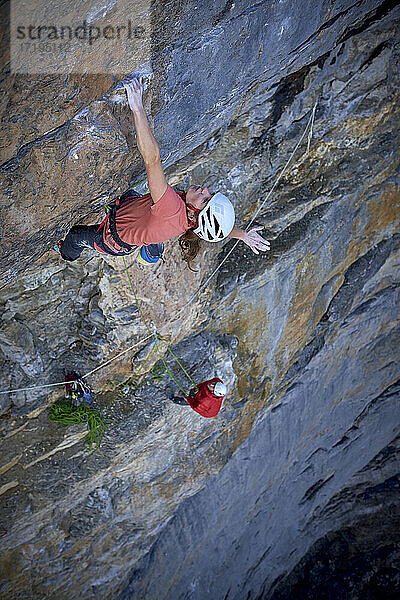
[0,103,317,398]
[48,401,108,455]
[104,337,156,410]
[126,153,172,195]
[122,257,193,395]
[48,326,160,455]
[0,334,154,395]
[173,100,318,314]
[160,340,197,389]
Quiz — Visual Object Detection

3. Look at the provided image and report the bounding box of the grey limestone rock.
[0,0,399,599]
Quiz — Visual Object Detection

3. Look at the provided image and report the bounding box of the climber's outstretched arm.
[123,78,168,203]
[228,226,270,255]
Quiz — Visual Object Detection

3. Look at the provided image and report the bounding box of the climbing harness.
[97,186,175,262]
[96,194,137,255]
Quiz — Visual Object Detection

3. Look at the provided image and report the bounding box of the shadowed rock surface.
[0,0,399,599]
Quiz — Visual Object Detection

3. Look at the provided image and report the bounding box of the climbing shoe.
[137,243,164,266]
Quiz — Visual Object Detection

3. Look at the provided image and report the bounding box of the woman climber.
[56,78,270,267]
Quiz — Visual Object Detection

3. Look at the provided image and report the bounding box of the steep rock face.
[0,1,399,599]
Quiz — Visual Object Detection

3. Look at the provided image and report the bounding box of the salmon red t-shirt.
[114,185,189,246]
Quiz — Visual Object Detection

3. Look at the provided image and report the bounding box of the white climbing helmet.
[193,192,235,242]
[213,382,227,397]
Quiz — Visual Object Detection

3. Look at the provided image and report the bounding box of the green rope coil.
[47,239,198,456]
[48,400,108,455]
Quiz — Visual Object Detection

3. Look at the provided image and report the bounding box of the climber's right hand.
[123,78,144,112]
[241,226,271,254]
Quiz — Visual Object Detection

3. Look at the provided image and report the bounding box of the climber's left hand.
[241,226,270,254]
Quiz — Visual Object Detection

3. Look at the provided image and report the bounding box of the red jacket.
[186,378,225,418]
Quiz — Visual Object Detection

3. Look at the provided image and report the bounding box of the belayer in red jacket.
[167,378,227,418]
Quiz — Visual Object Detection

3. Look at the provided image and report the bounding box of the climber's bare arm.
[228,226,270,255]
[123,78,168,203]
